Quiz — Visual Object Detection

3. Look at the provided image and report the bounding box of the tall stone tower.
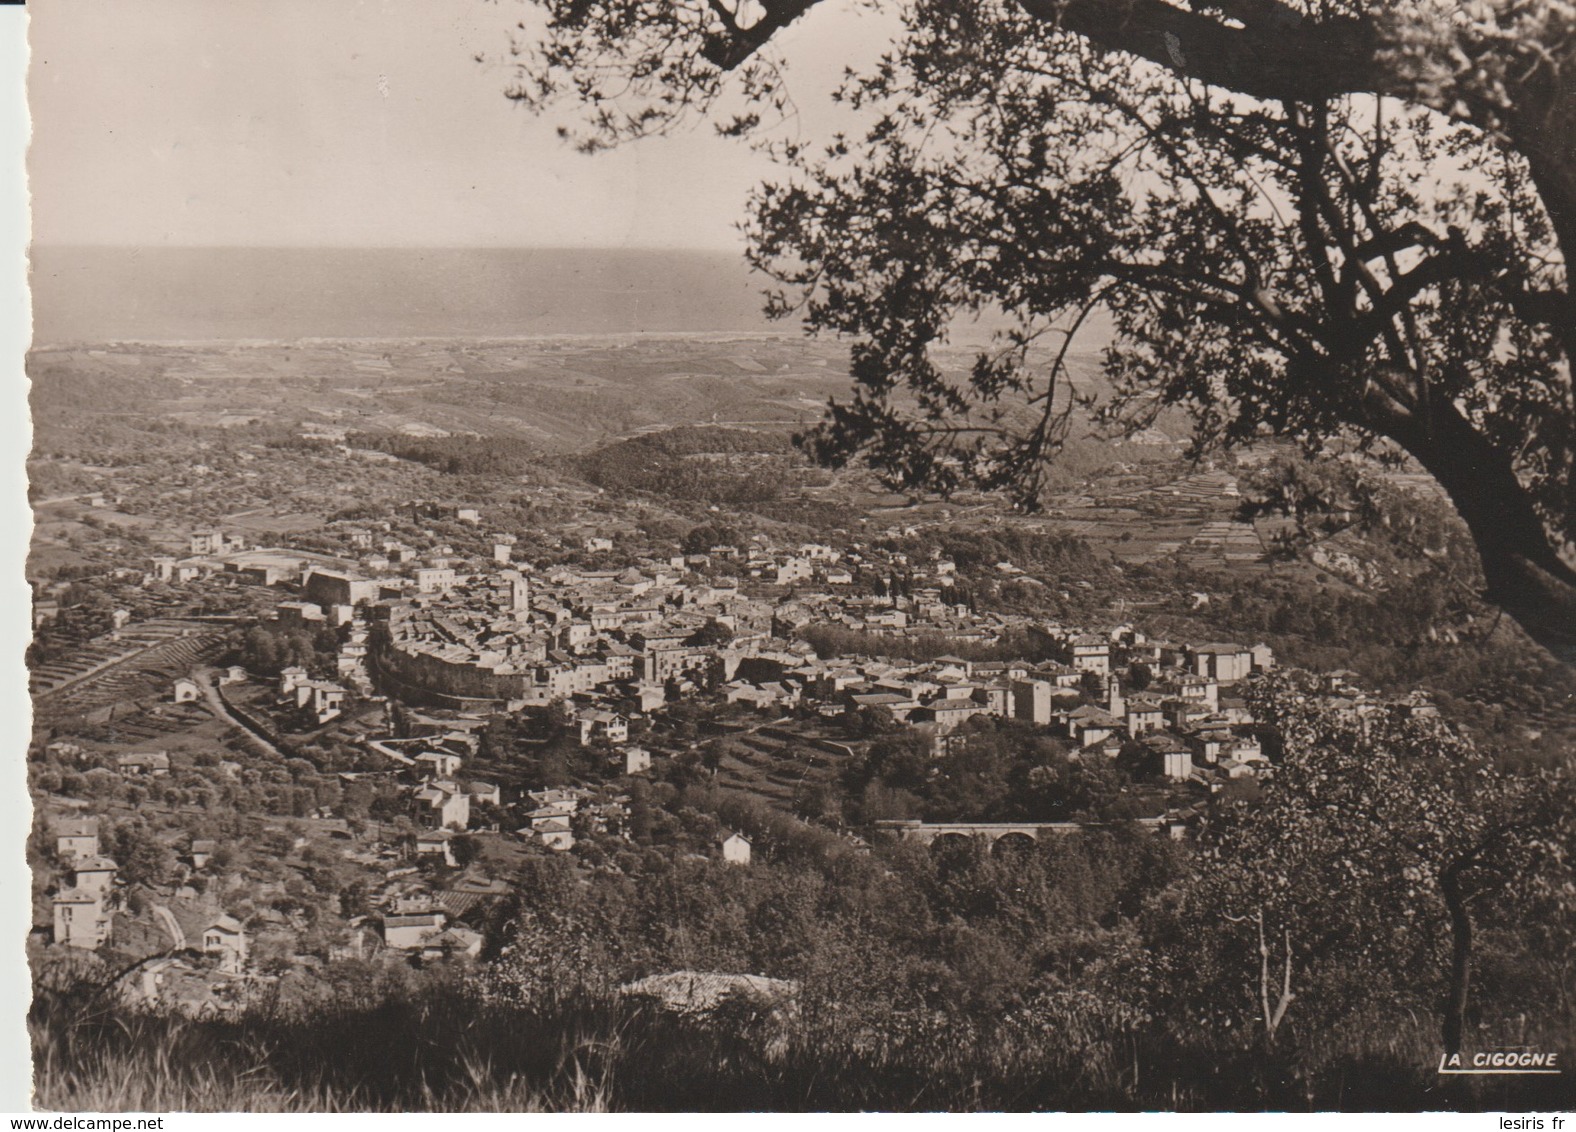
[501,569,530,616]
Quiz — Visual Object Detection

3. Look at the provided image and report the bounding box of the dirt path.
[193,666,289,760]
[151,904,186,950]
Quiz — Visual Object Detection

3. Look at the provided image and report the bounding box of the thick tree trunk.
[1367,390,1576,664]
[1508,71,1576,360]
[1441,868,1473,1056]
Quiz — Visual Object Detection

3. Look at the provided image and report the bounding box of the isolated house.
[171,677,200,704]
[189,530,230,556]
[55,818,100,861]
[201,915,249,974]
[721,832,752,866]
[189,839,218,869]
[53,889,111,950]
[522,798,576,844]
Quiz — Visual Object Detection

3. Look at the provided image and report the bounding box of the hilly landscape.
[24,250,1576,1117]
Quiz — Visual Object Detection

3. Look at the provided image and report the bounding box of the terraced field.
[86,702,215,747]
[710,726,855,814]
[31,620,230,725]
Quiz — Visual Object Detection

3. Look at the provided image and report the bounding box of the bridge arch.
[990,831,1038,859]
[928,831,977,855]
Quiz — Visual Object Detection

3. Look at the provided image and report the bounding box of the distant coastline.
[33,330,802,350]
[28,246,784,345]
[28,246,1114,352]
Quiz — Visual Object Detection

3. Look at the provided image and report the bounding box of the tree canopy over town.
[501,0,1576,660]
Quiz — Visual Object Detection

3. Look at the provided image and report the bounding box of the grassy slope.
[31,981,1576,1112]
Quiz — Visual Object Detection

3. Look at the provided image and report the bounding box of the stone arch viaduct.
[875,818,1179,847]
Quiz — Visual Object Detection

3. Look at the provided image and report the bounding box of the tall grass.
[28,983,1576,1112]
[29,985,615,1112]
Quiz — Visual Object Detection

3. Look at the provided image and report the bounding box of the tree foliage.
[501,0,1576,659]
[1151,673,1575,1051]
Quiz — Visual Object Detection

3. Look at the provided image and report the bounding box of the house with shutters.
[202,915,249,974]
[1124,696,1166,736]
[1066,635,1111,675]
[53,889,111,949]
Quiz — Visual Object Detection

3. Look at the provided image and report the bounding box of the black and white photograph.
[19,0,1576,1114]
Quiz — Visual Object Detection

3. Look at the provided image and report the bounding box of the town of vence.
[26,494,1576,1107]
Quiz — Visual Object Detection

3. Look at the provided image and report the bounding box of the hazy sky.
[28,0,881,249]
